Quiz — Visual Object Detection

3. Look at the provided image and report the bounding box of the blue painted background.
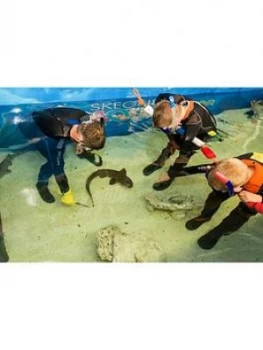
[0,87,262,107]
[0,88,262,149]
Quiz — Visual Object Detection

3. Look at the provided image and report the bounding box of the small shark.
[0,153,18,179]
[86,168,133,207]
[0,151,25,180]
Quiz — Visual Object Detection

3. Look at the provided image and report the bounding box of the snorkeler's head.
[153,100,173,128]
[207,158,251,192]
[75,119,106,155]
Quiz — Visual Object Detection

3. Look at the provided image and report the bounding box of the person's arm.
[155,93,187,104]
[165,134,180,155]
[239,191,263,213]
[33,111,65,138]
[180,114,202,147]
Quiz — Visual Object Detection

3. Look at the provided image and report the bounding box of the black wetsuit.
[155,93,217,177]
[19,107,90,195]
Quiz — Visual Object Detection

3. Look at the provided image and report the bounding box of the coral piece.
[144,192,196,213]
[97,225,119,262]
[96,225,165,262]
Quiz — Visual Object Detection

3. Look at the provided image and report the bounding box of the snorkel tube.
[133,88,154,116]
[245,201,263,213]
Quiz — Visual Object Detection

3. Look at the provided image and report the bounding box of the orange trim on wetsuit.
[240,157,263,213]
[176,101,195,121]
[241,159,263,194]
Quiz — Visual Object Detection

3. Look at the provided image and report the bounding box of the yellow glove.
[61,189,76,206]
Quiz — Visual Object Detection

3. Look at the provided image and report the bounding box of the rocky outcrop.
[96,225,165,262]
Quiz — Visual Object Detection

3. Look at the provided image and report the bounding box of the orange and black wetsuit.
[185,152,263,250]
[156,93,217,176]
[143,93,217,190]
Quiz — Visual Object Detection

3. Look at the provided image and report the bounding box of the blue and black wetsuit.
[19,107,90,202]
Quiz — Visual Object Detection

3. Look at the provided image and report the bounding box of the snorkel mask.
[212,171,235,196]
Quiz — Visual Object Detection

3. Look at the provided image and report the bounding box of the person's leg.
[168,150,195,177]
[153,149,194,191]
[185,191,230,230]
[35,138,58,203]
[198,202,257,250]
[53,151,70,194]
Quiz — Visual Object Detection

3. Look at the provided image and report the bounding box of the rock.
[97,225,119,262]
[96,225,165,262]
[144,192,196,213]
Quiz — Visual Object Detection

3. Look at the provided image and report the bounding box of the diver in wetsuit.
[185,152,263,250]
[19,107,106,205]
[143,93,217,190]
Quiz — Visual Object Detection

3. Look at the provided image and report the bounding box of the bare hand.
[238,190,262,203]
[157,173,171,183]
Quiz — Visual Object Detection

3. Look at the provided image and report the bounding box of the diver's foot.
[36,183,55,203]
[153,178,174,191]
[143,163,162,176]
[0,235,9,262]
[185,216,211,231]
[197,230,223,250]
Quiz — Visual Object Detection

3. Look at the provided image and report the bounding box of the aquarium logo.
[88,99,155,112]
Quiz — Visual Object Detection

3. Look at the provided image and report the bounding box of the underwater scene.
[0,87,263,262]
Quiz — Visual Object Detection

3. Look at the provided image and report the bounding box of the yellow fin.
[251,153,263,163]
[208,130,217,137]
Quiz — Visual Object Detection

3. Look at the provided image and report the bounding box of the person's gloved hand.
[61,189,76,206]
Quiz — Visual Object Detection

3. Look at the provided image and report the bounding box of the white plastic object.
[144,105,154,116]
[191,137,205,148]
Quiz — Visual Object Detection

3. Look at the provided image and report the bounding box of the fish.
[86,168,133,207]
[0,154,16,179]
[245,100,263,119]
[0,151,24,180]
[0,213,9,262]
